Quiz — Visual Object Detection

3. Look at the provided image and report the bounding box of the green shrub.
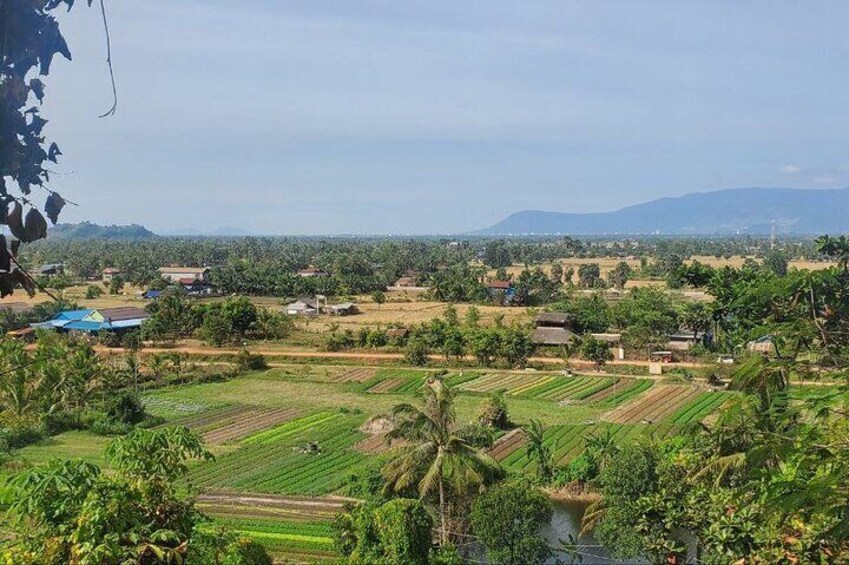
[0,414,46,448]
[236,350,267,371]
[44,409,89,435]
[106,391,146,426]
[84,285,103,299]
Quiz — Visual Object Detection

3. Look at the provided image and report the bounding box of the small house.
[32,306,149,335]
[386,328,409,339]
[158,266,211,283]
[327,302,358,316]
[534,312,572,327]
[532,326,577,346]
[179,278,215,296]
[666,331,711,351]
[102,267,122,282]
[393,276,418,288]
[486,280,515,305]
[285,299,319,316]
[38,263,64,276]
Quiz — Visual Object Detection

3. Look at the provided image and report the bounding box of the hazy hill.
[48,222,158,240]
[476,187,849,235]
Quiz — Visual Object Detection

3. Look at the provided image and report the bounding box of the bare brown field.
[488,429,526,461]
[305,297,531,332]
[197,490,350,522]
[689,255,835,270]
[202,407,301,445]
[367,377,405,393]
[163,404,303,445]
[352,434,407,454]
[328,367,377,383]
[603,385,701,424]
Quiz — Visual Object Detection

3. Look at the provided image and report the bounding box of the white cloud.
[813,173,840,185]
[779,164,801,175]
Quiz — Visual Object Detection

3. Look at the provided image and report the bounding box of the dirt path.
[94,344,707,369]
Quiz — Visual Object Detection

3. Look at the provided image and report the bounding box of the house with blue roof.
[32,306,150,334]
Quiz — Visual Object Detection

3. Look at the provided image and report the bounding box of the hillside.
[477,187,849,235]
[48,222,158,240]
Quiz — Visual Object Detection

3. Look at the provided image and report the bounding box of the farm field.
[459,372,622,403]
[198,491,347,562]
[603,384,704,423]
[0,363,732,562]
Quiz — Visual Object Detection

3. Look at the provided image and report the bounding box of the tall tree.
[383,380,503,545]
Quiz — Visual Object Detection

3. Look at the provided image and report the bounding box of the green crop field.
[516,376,618,401]
[206,516,337,561]
[102,365,740,561]
[590,378,654,408]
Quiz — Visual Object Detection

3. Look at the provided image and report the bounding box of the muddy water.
[542,500,647,564]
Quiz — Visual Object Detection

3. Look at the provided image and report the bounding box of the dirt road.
[94,344,707,369]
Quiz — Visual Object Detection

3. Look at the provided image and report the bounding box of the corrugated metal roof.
[64,321,104,331]
[98,307,149,321]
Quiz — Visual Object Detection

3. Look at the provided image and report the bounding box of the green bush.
[0,414,46,448]
[84,285,103,299]
[44,409,89,435]
[236,350,268,371]
[106,391,146,426]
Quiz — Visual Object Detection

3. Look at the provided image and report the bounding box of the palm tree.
[383,379,502,546]
[524,419,553,482]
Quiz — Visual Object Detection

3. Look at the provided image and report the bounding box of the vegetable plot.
[603,385,703,424]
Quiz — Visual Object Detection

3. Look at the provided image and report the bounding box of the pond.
[542,500,647,564]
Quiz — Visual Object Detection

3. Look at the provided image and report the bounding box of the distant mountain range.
[476,187,849,235]
[48,222,158,240]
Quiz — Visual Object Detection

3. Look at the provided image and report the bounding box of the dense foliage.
[2,427,271,564]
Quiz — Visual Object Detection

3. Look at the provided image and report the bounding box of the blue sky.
[44,1,849,234]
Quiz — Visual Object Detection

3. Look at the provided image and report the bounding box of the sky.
[43,1,849,235]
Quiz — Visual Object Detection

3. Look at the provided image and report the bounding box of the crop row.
[518,376,617,402]
[207,517,337,560]
[605,385,702,424]
[443,372,480,388]
[190,414,368,495]
[670,392,730,424]
[502,422,664,472]
[242,412,341,445]
[590,379,654,408]
[460,373,553,394]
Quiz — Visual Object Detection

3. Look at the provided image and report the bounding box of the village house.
[32,306,149,335]
[285,299,319,316]
[327,302,358,316]
[102,267,122,282]
[666,331,711,351]
[37,263,64,276]
[486,279,515,305]
[158,266,211,283]
[531,311,577,346]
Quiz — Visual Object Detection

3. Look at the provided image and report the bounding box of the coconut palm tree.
[524,419,554,482]
[383,379,502,546]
